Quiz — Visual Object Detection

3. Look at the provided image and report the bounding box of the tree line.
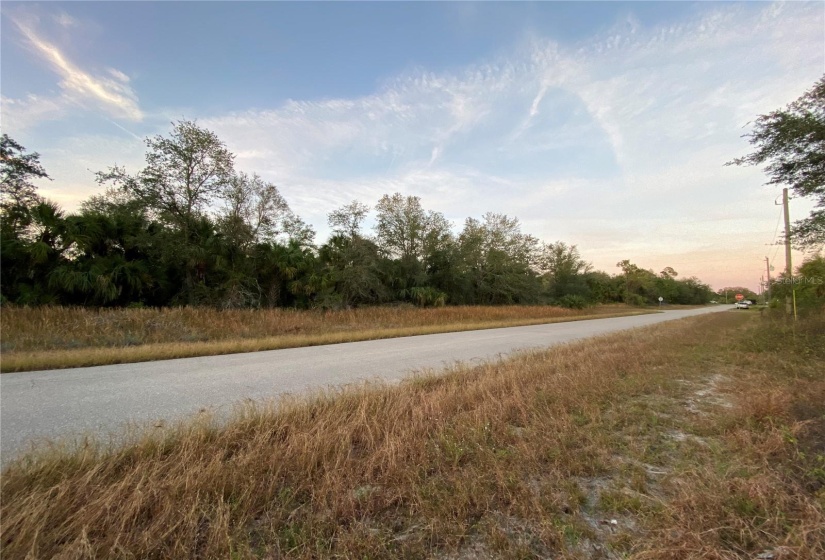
[1,123,715,309]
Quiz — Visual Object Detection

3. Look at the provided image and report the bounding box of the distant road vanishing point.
[1,306,731,463]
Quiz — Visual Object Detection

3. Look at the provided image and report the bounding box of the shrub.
[559,294,588,309]
[406,287,447,308]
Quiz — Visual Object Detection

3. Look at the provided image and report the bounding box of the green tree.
[1,200,70,305]
[615,260,658,305]
[48,211,156,306]
[0,134,48,213]
[318,234,387,308]
[374,193,452,299]
[769,254,825,312]
[458,213,540,304]
[582,270,621,303]
[316,200,387,308]
[673,276,714,305]
[328,200,370,238]
[655,267,679,303]
[80,186,145,217]
[1,134,50,240]
[0,136,61,304]
[374,193,451,262]
[78,188,179,306]
[97,120,234,235]
[218,172,291,250]
[266,240,320,307]
[97,121,235,302]
[728,76,825,248]
[537,242,593,301]
[794,254,825,311]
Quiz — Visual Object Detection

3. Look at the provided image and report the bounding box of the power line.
[769,205,783,264]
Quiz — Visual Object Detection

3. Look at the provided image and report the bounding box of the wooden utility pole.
[764,256,772,304]
[781,188,797,319]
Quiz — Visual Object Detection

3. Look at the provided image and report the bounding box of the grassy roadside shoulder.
[2,311,822,559]
[0,306,654,372]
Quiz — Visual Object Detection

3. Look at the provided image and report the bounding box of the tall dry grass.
[2,312,823,559]
[0,304,644,372]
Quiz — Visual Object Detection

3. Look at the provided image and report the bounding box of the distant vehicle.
[734,301,750,309]
[744,300,754,305]
[710,300,718,304]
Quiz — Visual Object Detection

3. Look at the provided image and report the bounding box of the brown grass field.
[1,310,823,559]
[0,304,650,372]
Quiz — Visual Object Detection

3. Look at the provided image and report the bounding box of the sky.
[1,1,823,292]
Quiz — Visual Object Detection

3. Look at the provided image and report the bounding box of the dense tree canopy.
[729,76,825,248]
[1,124,716,309]
[537,242,592,301]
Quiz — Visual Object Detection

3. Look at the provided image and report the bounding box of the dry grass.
[0,304,647,372]
[2,311,823,559]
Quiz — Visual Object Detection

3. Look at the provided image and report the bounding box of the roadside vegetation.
[1,124,714,372]
[0,304,650,372]
[3,310,823,559]
[1,129,713,314]
[767,254,825,311]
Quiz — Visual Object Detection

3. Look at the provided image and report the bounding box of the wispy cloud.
[0,94,65,131]
[53,12,77,29]
[7,14,142,124]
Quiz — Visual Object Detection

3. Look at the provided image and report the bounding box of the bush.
[625,294,647,307]
[558,294,588,309]
[407,287,447,308]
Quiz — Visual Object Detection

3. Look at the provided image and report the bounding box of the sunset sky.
[2,1,823,291]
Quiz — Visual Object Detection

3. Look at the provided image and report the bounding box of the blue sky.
[2,1,823,291]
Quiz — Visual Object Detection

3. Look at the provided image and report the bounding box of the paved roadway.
[1,306,731,462]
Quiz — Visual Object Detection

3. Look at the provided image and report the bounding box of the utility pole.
[781,188,797,319]
[764,256,772,305]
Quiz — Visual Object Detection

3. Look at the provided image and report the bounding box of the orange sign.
[735,293,744,301]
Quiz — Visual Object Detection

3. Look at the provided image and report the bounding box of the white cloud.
[7,14,142,125]
[106,68,131,83]
[1,94,65,131]
[53,12,77,29]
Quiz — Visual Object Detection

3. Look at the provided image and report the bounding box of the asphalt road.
[1,306,731,463]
